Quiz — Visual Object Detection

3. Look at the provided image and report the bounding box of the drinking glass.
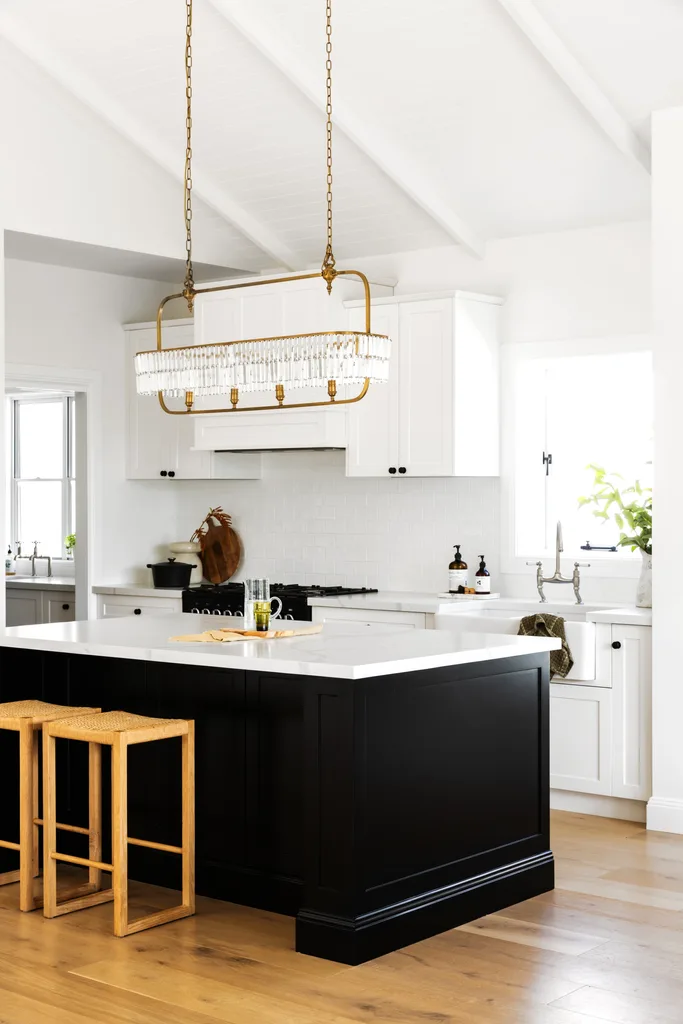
[243,579,282,630]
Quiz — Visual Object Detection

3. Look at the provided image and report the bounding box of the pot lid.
[147,558,194,568]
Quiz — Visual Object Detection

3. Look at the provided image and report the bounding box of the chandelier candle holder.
[135,0,391,415]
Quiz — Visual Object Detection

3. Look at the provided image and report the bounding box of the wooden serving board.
[193,508,242,584]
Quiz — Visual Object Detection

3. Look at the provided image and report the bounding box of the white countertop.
[0,614,561,681]
[6,576,75,591]
[93,584,184,598]
[309,591,652,625]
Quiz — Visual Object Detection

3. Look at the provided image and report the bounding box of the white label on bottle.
[449,569,468,591]
[474,575,491,594]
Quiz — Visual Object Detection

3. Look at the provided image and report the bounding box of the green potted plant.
[578,466,652,608]
[64,533,76,560]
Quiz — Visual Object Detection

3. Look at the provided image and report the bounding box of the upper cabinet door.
[397,299,455,477]
[346,304,400,477]
[126,327,177,480]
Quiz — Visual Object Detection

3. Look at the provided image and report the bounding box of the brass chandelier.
[135,0,391,415]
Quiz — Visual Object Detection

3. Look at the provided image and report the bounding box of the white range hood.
[192,408,348,453]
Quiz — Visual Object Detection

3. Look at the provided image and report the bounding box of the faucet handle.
[574,561,591,568]
[526,561,543,566]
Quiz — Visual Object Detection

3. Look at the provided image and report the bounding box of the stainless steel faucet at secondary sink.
[30,540,52,578]
[526,522,589,605]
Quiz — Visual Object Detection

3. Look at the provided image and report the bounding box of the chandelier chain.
[184,0,195,309]
[321,0,336,291]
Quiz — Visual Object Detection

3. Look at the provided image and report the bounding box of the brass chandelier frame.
[142,0,386,416]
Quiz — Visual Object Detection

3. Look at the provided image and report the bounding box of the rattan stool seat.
[0,700,99,729]
[48,710,189,746]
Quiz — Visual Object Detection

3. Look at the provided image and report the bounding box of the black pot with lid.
[146,558,194,589]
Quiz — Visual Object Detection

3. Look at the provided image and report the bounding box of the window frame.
[8,393,75,559]
[500,335,653,581]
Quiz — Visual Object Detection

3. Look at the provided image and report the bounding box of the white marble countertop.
[93,584,184,598]
[0,614,561,680]
[6,576,75,591]
[308,591,652,625]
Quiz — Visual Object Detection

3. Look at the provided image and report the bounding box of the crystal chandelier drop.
[135,0,391,414]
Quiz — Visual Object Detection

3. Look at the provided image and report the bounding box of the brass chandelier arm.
[157,379,370,416]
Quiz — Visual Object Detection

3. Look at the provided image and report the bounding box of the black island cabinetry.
[0,644,553,964]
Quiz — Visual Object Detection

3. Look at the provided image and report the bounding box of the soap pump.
[475,555,491,594]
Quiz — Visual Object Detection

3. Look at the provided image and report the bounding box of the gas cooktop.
[182,583,378,621]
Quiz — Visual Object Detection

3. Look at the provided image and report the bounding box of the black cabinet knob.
[160,470,167,477]
[134,608,142,615]
[388,467,397,474]
[168,471,176,478]
[611,641,621,650]
[398,467,407,474]
[62,604,70,611]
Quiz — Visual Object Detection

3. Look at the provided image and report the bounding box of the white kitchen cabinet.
[611,624,652,801]
[97,594,182,618]
[5,588,75,626]
[346,291,501,478]
[125,323,261,481]
[550,683,612,795]
[311,606,429,629]
[44,591,76,623]
[6,590,42,627]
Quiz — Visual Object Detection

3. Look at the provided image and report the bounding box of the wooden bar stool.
[43,710,195,937]
[0,699,101,912]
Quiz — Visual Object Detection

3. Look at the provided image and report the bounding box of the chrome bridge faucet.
[30,540,52,578]
[527,522,589,605]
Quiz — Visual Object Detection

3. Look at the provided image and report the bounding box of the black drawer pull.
[388,467,396,474]
[134,608,142,615]
[160,470,167,477]
[398,466,407,474]
[62,604,70,611]
[611,641,621,650]
[168,471,176,478]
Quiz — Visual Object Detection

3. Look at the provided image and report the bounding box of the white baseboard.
[551,789,646,823]
[646,797,683,834]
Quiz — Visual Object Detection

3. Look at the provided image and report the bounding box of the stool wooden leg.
[42,729,58,919]
[88,742,102,891]
[182,721,196,915]
[112,734,128,938]
[18,720,35,912]
[32,727,40,881]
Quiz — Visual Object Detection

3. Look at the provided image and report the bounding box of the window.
[512,350,653,562]
[7,394,75,558]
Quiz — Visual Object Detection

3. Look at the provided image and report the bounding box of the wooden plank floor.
[3,811,683,1023]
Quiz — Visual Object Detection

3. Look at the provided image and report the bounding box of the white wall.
[174,452,498,594]
[4,258,183,583]
[648,107,683,833]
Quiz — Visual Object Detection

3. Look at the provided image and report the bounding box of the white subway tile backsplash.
[175,451,499,593]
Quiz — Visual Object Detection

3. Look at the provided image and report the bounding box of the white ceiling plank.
[495,0,651,175]
[0,10,297,269]
[208,0,485,259]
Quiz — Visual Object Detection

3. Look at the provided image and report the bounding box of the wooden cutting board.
[192,507,242,584]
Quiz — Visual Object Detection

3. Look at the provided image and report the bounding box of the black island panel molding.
[0,648,553,964]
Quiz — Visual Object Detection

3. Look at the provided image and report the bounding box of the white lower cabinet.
[550,683,612,795]
[551,623,651,802]
[610,623,652,801]
[6,589,75,626]
[97,594,182,618]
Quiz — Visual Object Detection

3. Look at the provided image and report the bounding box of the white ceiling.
[1,0,677,270]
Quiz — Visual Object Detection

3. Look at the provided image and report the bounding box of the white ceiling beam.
[0,11,298,270]
[208,0,485,259]
[495,0,651,175]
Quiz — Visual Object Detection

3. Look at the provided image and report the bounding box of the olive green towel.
[518,613,573,679]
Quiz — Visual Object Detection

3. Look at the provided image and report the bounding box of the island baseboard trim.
[296,849,554,965]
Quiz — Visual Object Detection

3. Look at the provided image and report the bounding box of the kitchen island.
[0,615,560,964]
